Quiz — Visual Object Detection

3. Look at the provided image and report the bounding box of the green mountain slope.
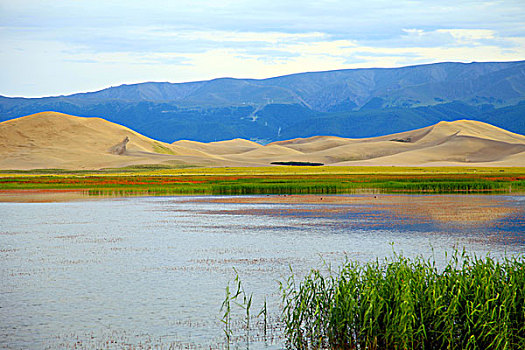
[1,61,524,142]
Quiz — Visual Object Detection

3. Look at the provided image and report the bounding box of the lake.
[1,194,524,349]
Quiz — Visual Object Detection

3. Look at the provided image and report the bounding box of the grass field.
[1,166,524,196]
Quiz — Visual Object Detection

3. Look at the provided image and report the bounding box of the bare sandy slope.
[0,112,236,169]
[1,112,524,169]
[262,120,525,166]
[332,121,525,166]
[173,138,261,155]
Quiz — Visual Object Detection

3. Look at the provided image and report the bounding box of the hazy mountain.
[1,61,524,142]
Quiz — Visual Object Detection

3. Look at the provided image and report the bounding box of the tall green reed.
[222,269,272,348]
[280,250,525,349]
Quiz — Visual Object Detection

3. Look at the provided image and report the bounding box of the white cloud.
[1,1,525,96]
[2,28,524,97]
[166,30,326,44]
[439,29,496,42]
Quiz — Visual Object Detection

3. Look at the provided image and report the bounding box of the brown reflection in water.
[382,195,522,227]
[0,189,90,203]
[185,194,523,228]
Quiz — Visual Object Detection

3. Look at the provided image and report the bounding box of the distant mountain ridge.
[1,60,525,143]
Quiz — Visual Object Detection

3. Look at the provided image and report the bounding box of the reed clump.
[280,251,525,349]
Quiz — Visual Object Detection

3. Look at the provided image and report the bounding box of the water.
[1,194,524,349]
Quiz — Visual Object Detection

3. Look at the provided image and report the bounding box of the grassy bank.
[0,166,524,195]
[280,251,525,350]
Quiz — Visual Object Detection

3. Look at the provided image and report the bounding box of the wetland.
[1,193,524,349]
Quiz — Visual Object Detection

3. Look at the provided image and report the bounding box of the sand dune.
[334,135,525,167]
[270,136,355,153]
[0,112,227,169]
[332,122,525,166]
[268,121,525,166]
[173,138,261,155]
[0,112,524,169]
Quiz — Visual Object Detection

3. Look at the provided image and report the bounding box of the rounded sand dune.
[173,138,261,155]
[1,113,524,169]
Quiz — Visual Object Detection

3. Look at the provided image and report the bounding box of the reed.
[1,168,524,195]
[280,250,525,349]
[221,269,280,348]
[221,269,255,348]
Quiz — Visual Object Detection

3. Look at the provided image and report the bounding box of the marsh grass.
[1,167,524,195]
[280,250,525,349]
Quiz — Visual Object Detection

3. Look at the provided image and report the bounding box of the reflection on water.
[1,195,524,349]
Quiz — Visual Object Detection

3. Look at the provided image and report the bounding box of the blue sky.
[1,0,524,97]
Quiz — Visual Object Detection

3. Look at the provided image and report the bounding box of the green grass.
[0,167,524,195]
[152,142,177,155]
[280,251,525,350]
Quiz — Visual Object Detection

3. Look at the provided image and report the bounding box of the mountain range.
[1,60,524,143]
[1,112,523,170]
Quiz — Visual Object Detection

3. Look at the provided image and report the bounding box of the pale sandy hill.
[230,145,304,160]
[0,112,225,169]
[302,140,414,163]
[1,113,524,169]
[269,136,354,153]
[270,120,525,166]
[426,120,525,143]
[370,120,525,145]
[173,138,261,155]
[334,134,525,166]
[274,120,525,153]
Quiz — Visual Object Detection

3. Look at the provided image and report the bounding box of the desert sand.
[0,112,524,170]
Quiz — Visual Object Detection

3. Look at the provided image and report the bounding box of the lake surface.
[1,194,524,349]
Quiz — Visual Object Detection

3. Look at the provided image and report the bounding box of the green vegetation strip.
[280,251,525,350]
[0,167,524,195]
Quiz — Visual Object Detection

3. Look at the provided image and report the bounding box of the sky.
[1,0,524,97]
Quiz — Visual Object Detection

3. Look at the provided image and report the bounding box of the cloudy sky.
[1,0,524,97]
